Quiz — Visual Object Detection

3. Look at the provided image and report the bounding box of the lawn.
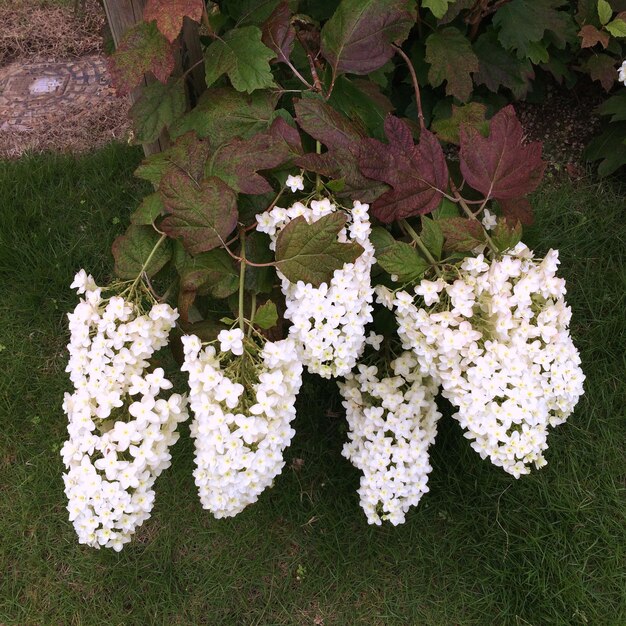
[0,144,624,625]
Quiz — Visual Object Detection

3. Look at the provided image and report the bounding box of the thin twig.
[393,44,425,132]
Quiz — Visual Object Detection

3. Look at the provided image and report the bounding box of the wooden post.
[101,0,205,156]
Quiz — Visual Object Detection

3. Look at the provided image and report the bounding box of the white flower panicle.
[182,333,303,518]
[61,270,188,551]
[256,198,376,378]
[382,243,585,478]
[339,351,441,526]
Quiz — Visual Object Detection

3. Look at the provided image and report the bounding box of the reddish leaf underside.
[144,0,204,43]
[359,115,449,223]
[261,0,295,64]
[459,105,545,200]
[578,24,610,48]
[108,21,175,95]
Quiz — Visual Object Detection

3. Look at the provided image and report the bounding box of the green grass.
[0,145,625,625]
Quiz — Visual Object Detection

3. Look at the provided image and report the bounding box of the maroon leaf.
[160,172,238,254]
[438,217,486,253]
[459,105,545,200]
[205,117,303,194]
[108,21,175,95]
[144,0,204,43]
[498,197,534,226]
[261,0,295,64]
[582,53,617,91]
[294,98,387,202]
[578,24,610,48]
[320,0,416,75]
[358,116,449,223]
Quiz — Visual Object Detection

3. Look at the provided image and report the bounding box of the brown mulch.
[0,0,131,158]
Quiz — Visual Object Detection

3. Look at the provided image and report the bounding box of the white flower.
[339,352,441,525]
[285,174,305,193]
[619,60,626,86]
[218,328,244,356]
[62,275,188,551]
[481,209,497,231]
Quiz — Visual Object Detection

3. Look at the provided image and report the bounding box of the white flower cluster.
[619,60,626,86]
[381,244,585,478]
[61,270,188,551]
[182,333,303,518]
[339,352,441,525]
[256,198,375,378]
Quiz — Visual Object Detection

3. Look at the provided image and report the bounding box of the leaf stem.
[450,183,498,254]
[248,292,257,338]
[315,140,322,196]
[393,44,425,132]
[400,219,442,277]
[129,233,167,294]
[238,230,246,333]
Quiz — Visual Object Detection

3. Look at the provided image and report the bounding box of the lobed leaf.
[129,79,187,143]
[582,53,617,90]
[160,172,238,255]
[204,26,276,93]
[359,115,449,223]
[112,225,172,279]
[438,217,486,253]
[143,0,204,43]
[425,27,478,103]
[432,102,488,145]
[491,218,522,252]
[108,21,175,95]
[320,0,415,75]
[170,87,278,143]
[253,300,279,329]
[275,212,364,286]
[459,105,545,200]
[578,24,610,48]
[130,193,165,225]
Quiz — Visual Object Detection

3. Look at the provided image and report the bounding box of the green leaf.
[422,0,455,19]
[321,0,416,75]
[130,193,164,225]
[244,231,276,294]
[493,0,577,58]
[438,217,486,253]
[425,27,478,102]
[491,218,522,252]
[224,0,282,25]
[129,79,186,143]
[431,197,460,220]
[606,16,626,35]
[328,76,394,139]
[170,87,278,143]
[598,0,613,24]
[253,300,278,329]
[160,172,238,255]
[526,40,550,64]
[112,225,172,279]
[598,91,626,122]
[377,241,429,282]
[420,217,444,260]
[474,29,535,99]
[584,121,626,176]
[432,102,488,144]
[369,226,396,256]
[108,21,175,95]
[180,248,239,299]
[275,213,364,286]
[203,26,276,93]
[582,53,617,90]
[134,132,210,185]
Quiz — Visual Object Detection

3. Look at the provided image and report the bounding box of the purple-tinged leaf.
[320,0,416,75]
[261,1,295,63]
[497,197,534,226]
[108,21,175,95]
[144,0,204,43]
[359,115,449,223]
[438,217,486,253]
[459,105,545,200]
[112,225,172,279]
[160,172,238,254]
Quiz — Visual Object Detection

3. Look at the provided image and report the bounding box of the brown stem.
[450,182,498,254]
[393,44,425,132]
